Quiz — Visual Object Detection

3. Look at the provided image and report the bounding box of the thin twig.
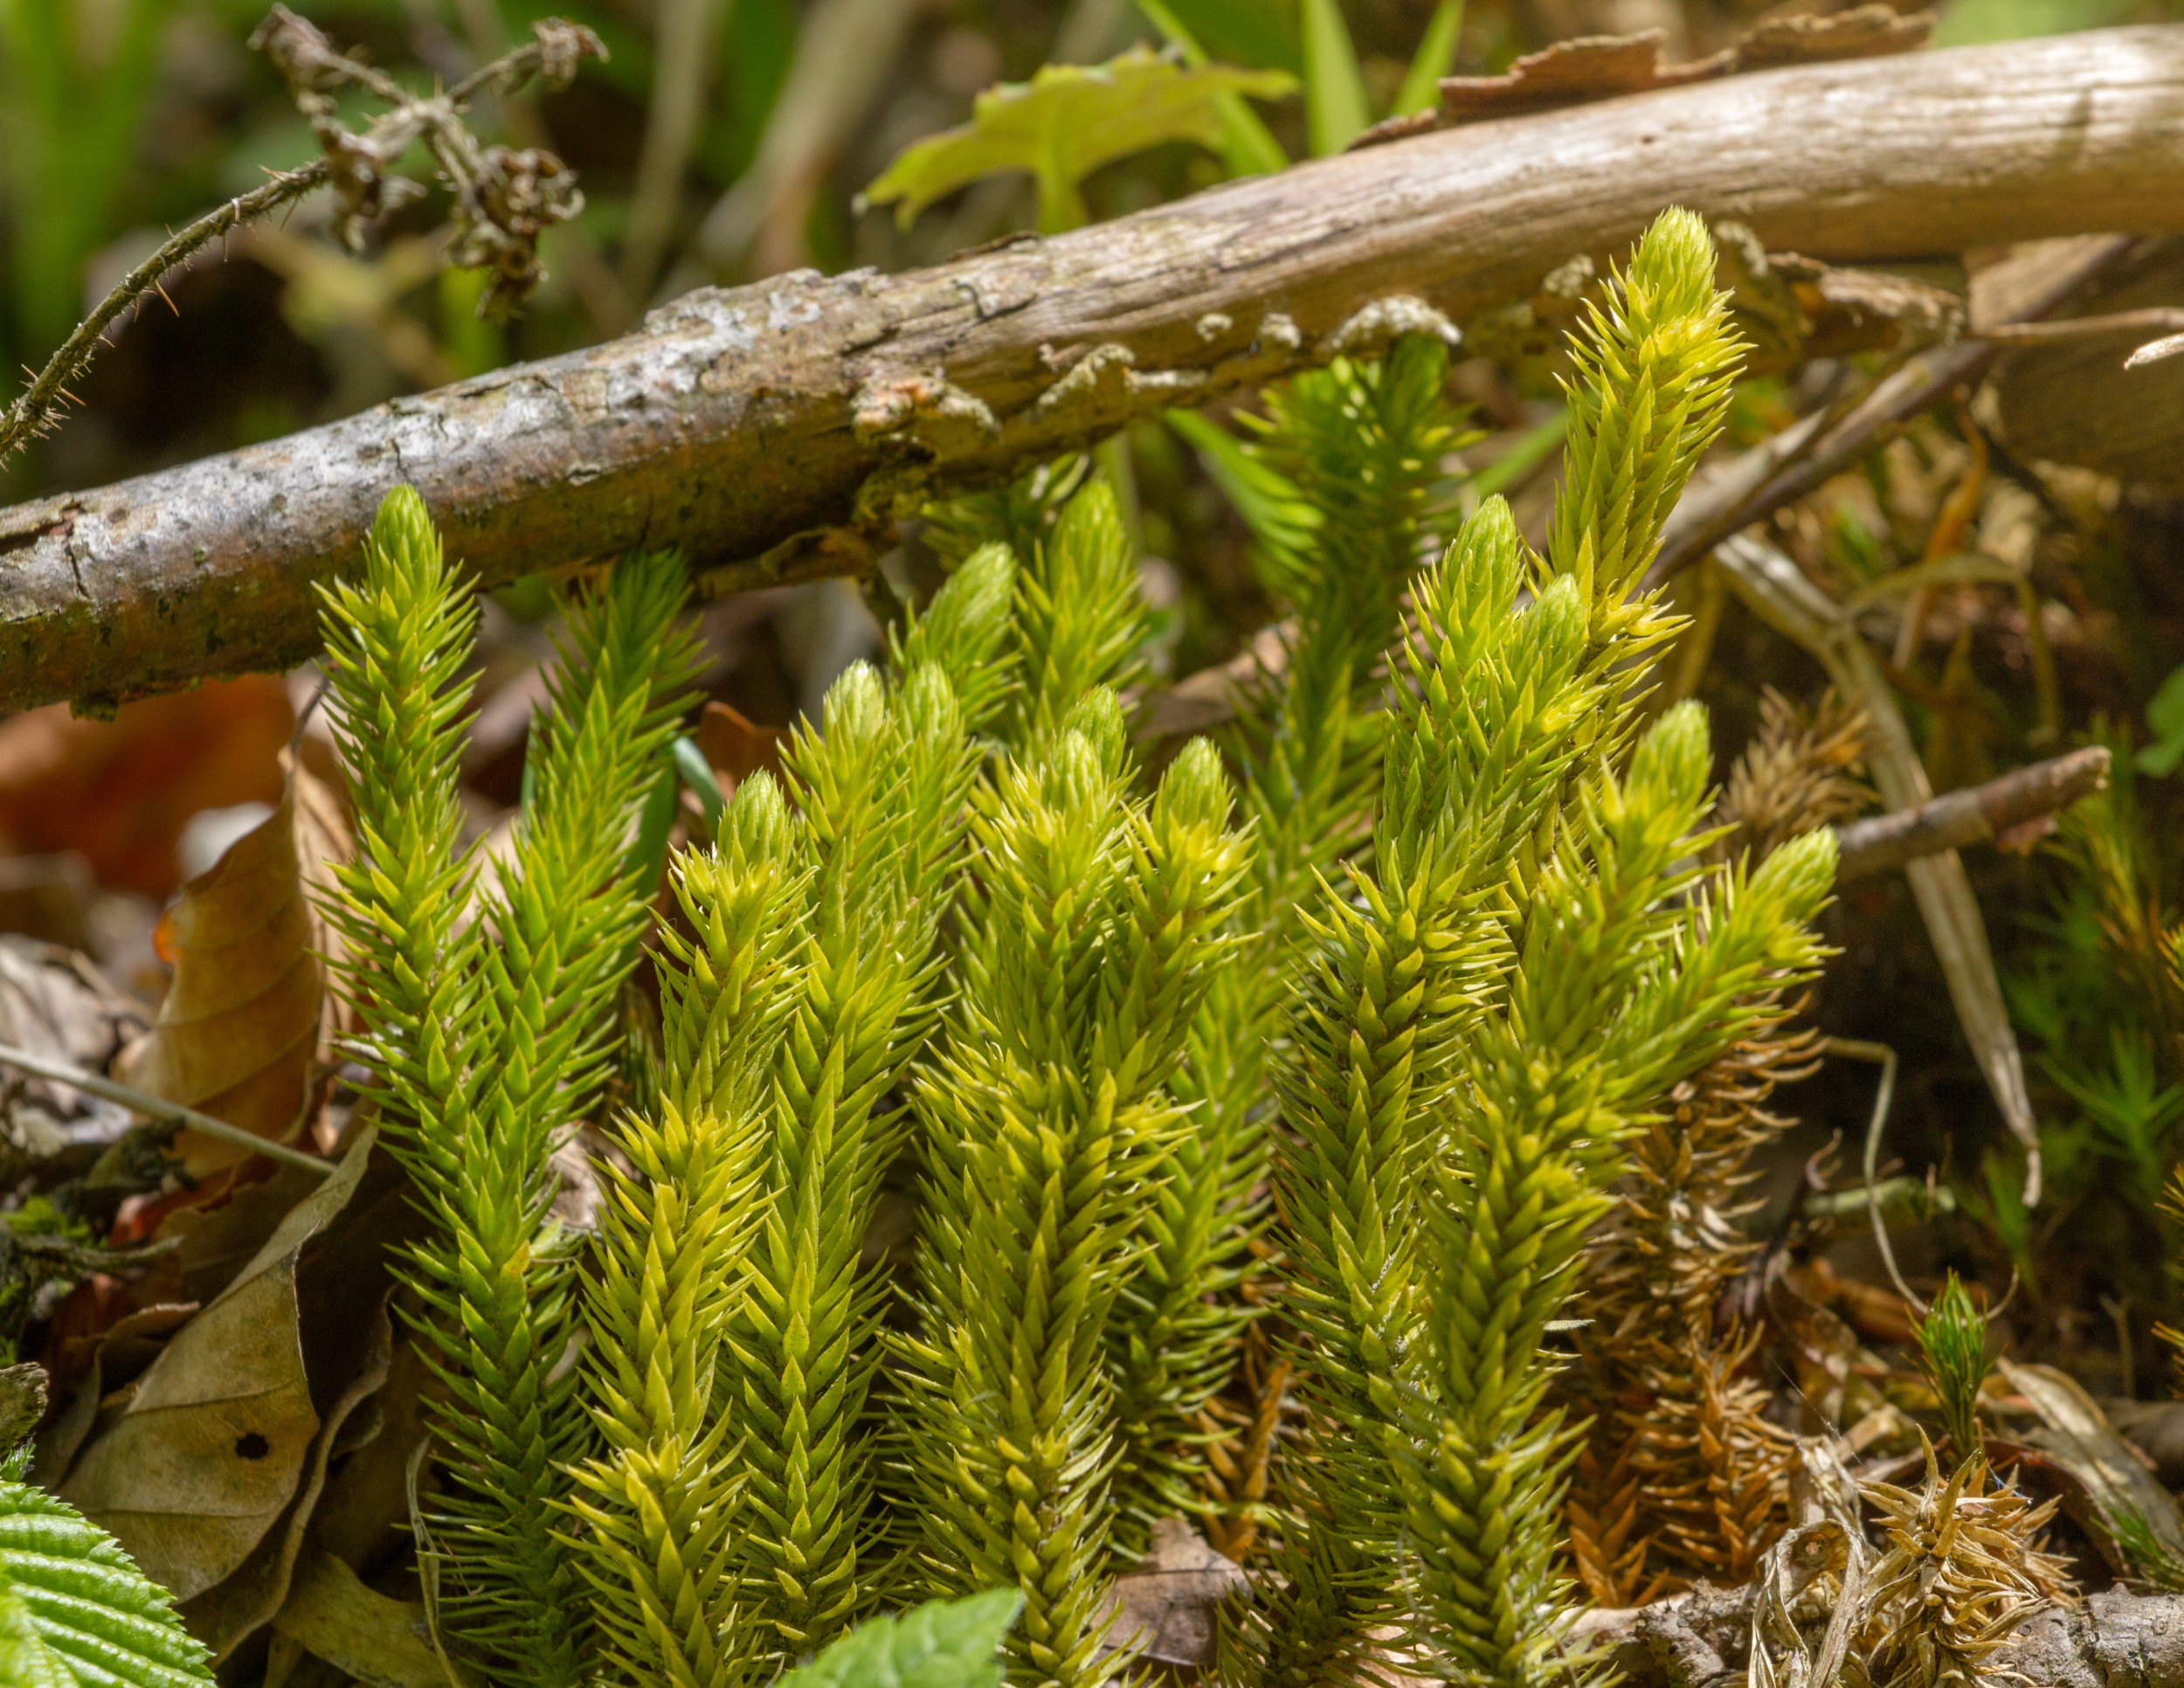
[0,1039,334,1176]
[1830,1035,1920,1315]
[1833,745,2109,882]
[1980,307,2184,346]
[0,165,328,463]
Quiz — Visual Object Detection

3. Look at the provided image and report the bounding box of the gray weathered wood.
[8,25,2184,714]
[1586,1583,2184,1688]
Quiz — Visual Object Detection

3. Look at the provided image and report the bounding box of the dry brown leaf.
[289,749,356,1049]
[142,1158,345,1312]
[692,699,786,792]
[1995,1359,2184,1574]
[59,1128,374,1600]
[0,676,294,898]
[271,1549,472,1688]
[184,1299,396,1660]
[0,935,150,1157]
[185,1130,422,1660]
[1734,6,1931,68]
[1099,1516,1250,1668]
[117,764,328,1177]
[1358,8,1932,140]
[1433,31,1724,126]
[1994,245,2184,493]
[308,1326,439,1579]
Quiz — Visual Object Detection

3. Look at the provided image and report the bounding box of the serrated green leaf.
[862,45,1295,232]
[778,1589,1022,1688]
[2139,663,2184,776]
[0,1472,215,1688]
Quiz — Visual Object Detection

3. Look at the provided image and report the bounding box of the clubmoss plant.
[1231,208,1835,1688]
[568,784,809,1688]
[897,695,1250,1688]
[716,622,998,1657]
[1564,693,1866,1602]
[301,205,1837,1688]
[321,494,700,1685]
[1119,338,1466,1544]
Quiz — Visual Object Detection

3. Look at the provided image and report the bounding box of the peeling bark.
[7,26,2184,712]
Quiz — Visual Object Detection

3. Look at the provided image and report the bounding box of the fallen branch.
[1833,746,2111,882]
[5,27,2184,713]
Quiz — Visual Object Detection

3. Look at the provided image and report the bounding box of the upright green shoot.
[570,780,810,1688]
[320,492,698,1685]
[1113,336,1464,1539]
[1915,1272,1991,1462]
[1006,480,1148,750]
[1551,208,1741,675]
[1404,715,1834,1685]
[719,636,994,1655]
[900,698,1249,1688]
[1248,209,1814,1688]
[1245,501,1605,1687]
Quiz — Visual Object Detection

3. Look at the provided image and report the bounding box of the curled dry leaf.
[1097,1516,1249,1668]
[270,1549,470,1688]
[1352,6,1930,142]
[59,1129,374,1602]
[118,755,348,1178]
[1994,1358,2184,1579]
[0,936,149,1157]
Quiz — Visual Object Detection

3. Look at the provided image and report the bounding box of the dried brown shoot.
[1717,688,1873,861]
[1860,1445,2070,1688]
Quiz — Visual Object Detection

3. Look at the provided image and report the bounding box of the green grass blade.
[1299,0,1371,155]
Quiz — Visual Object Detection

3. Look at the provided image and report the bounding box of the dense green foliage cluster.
[299,209,1835,1688]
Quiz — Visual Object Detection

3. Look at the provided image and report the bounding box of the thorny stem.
[0,167,325,465]
[0,7,600,469]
